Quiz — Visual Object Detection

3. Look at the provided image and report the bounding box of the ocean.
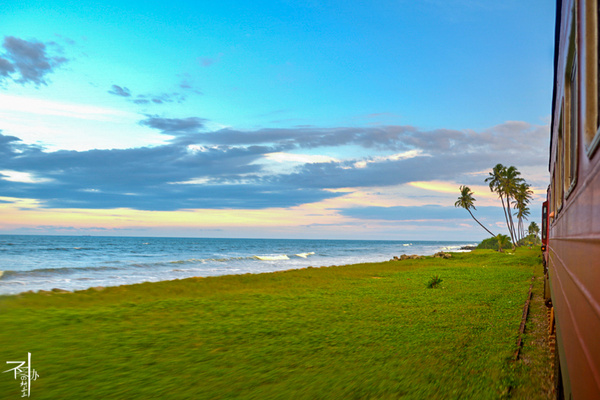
[0,235,477,295]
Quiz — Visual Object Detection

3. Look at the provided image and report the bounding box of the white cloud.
[0,170,53,184]
[0,94,131,121]
[0,94,162,151]
[354,149,427,168]
[264,152,339,164]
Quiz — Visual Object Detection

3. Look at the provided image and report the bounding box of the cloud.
[0,130,341,211]
[171,121,548,163]
[108,84,131,97]
[341,204,505,222]
[108,84,189,104]
[110,75,201,104]
[133,92,187,104]
[0,36,67,86]
[140,116,206,135]
[177,74,202,94]
[199,53,223,67]
[0,93,133,121]
[0,119,549,212]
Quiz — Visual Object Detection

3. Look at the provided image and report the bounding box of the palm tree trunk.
[499,194,516,245]
[519,218,524,243]
[506,199,517,249]
[467,209,496,237]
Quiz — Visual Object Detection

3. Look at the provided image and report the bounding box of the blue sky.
[0,0,555,240]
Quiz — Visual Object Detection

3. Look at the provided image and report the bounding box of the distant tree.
[496,234,512,253]
[514,205,531,242]
[485,164,528,248]
[528,221,540,238]
[513,182,533,242]
[477,237,500,250]
[485,164,513,242]
[454,185,496,237]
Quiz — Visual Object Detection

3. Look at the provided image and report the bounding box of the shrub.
[427,275,443,288]
[477,236,514,251]
[477,237,499,250]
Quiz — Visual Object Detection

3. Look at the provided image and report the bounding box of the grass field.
[0,248,551,399]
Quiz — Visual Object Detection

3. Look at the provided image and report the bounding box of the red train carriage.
[545,0,600,398]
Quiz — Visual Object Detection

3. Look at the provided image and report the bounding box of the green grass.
[0,248,550,399]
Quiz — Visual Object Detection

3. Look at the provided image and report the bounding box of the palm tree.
[515,205,531,242]
[485,164,512,239]
[501,165,524,243]
[528,221,540,238]
[485,164,524,247]
[455,185,496,237]
[496,234,511,253]
[513,182,533,242]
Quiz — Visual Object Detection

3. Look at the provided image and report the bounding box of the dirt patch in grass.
[510,259,553,399]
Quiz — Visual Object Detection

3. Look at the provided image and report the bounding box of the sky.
[0,0,555,241]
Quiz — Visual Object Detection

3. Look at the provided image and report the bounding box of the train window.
[590,0,600,155]
[557,106,565,211]
[551,171,556,220]
[565,54,578,197]
[542,201,548,243]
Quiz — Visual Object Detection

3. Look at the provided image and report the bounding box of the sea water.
[0,235,476,295]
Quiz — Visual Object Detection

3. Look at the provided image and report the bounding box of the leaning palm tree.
[455,185,496,237]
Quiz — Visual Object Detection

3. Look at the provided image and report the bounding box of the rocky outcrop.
[392,252,452,261]
[392,254,423,261]
[432,252,452,259]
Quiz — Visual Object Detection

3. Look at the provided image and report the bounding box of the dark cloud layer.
[140,117,206,134]
[0,129,340,210]
[0,36,67,86]
[145,120,549,162]
[0,119,549,212]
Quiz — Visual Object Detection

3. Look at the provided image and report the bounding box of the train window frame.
[551,171,556,220]
[565,51,579,198]
[557,104,565,213]
[590,0,600,156]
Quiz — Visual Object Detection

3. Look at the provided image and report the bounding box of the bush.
[478,235,516,252]
[477,237,501,250]
[517,234,541,247]
[427,275,443,288]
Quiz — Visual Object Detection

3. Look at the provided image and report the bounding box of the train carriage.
[545,0,600,398]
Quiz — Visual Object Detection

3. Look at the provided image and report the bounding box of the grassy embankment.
[0,248,551,399]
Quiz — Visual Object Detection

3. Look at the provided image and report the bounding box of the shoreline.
[2,249,473,297]
[0,241,477,296]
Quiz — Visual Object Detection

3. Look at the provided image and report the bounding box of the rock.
[393,254,423,261]
[460,245,477,251]
[51,288,70,293]
[433,252,452,259]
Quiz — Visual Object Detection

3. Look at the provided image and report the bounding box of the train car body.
[546,0,600,398]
